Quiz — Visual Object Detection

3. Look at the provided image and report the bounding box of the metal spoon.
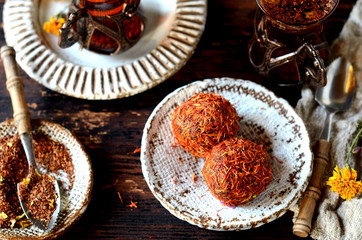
[293,56,356,237]
[1,46,61,231]
[315,57,356,140]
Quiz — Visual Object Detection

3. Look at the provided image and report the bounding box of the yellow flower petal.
[0,212,8,219]
[43,17,65,36]
[10,219,16,228]
[327,166,362,200]
[22,178,31,185]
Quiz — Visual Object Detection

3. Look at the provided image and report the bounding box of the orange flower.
[326,166,362,200]
[43,16,65,36]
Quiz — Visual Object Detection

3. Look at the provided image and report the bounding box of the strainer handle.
[1,46,32,135]
[293,139,330,237]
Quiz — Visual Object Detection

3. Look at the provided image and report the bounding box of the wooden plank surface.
[0,0,355,239]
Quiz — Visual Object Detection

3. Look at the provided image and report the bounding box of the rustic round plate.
[0,119,93,239]
[3,0,207,100]
[140,77,312,230]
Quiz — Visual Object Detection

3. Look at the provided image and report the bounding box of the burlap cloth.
[290,1,362,239]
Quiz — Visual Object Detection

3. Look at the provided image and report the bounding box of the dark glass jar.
[249,0,339,87]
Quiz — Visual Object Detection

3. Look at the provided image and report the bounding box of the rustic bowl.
[140,77,312,230]
[0,119,93,239]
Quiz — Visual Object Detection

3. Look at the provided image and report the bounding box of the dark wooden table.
[0,0,356,239]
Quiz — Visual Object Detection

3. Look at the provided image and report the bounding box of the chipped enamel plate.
[0,119,93,239]
[141,78,312,230]
[3,0,206,100]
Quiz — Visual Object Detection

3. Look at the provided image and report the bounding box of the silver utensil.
[1,46,61,231]
[293,56,356,237]
[315,57,356,140]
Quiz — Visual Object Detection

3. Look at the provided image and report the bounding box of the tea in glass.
[59,0,144,55]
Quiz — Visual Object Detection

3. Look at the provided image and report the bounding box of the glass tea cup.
[59,0,144,55]
[249,0,339,87]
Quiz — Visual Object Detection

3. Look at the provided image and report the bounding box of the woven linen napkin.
[290,1,362,240]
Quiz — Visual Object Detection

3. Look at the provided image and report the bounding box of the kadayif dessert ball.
[202,137,272,206]
[171,92,239,158]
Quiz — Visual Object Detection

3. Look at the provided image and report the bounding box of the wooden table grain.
[0,0,356,239]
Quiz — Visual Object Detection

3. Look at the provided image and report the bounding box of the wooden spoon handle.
[1,46,32,135]
[293,139,330,238]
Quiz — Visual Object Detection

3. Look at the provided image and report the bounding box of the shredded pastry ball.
[171,92,239,158]
[202,137,272,206]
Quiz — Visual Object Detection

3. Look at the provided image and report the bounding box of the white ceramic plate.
[141,78,312,230]
[0,119,93,239]
[3,0,207,100]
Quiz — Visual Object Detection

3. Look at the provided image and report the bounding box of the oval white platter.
[141,77,312,230]
[3,0,207,100]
